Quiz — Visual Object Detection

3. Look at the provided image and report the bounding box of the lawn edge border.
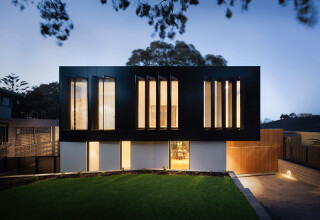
[229,171,271,220]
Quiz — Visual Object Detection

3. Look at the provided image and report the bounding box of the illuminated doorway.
[169,141,190,170]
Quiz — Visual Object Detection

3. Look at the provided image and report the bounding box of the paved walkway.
[238,174,320,220]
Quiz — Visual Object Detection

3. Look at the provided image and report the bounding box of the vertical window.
[104,77,115,130]
[160,80,167,128]
[204,81,211,128]
[226,80,232,128]
[121,141,131,169]
[70,78,88,130]
[70,79,75,130]
[98,79,104,130]
[149,78,156,129]
[170,141,190,170]
[98,77,115,130]
[138,79,146,129]
[214,81,222,128]
[237,80,241,128]
[171,79,178,129]
[88,142,99,171]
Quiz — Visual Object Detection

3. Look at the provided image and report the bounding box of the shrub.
[162,165,167,172]
[120,167,125,172]
[30,176,38,182]
[141,168,147,173]
[76,170,82,177]
[223,170,229,176]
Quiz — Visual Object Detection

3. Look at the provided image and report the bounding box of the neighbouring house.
[0,118,59,175]
[59,66,260,172]
[0,88,23,119]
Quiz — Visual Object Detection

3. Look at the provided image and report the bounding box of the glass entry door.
[169,141,190,170]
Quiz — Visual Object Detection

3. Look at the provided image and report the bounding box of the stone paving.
[238,174,320,220]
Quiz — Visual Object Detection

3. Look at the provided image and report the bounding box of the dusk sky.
[0,0,319,121]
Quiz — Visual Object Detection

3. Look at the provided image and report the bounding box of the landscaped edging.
[0,169,227,190]
[229,171,271,220]
[278,159,320,187]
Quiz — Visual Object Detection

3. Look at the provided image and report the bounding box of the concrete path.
[238,174,320,220]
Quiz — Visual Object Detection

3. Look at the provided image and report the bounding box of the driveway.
[238,174,320,220]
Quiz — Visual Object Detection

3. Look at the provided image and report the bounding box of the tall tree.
[11,0,318,45]
[0,73,29,93]
[126,41,227,66]
[12,82,59,119]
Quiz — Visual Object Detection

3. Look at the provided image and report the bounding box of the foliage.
[29,176,39,182]
[12,82,59,119]
[162,165,168,172]
[0,73,29,93]
[262,118,273,124]
[11,0,319,44]
[280,112,297,120]
[12,0,73,46]
[76,170,82,177]
[0,175,257,219]
[120,167,125,172]
[309,138,320,146]
[126,40,227,66]
[223,170,229,176]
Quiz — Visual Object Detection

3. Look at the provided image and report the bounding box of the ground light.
[282,170,296,180]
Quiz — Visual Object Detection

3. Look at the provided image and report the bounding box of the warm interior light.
[236,80,241,128]
[160,80,167,128]
[149,80,156,128]
[89,142,99,171]
[171,80,178,128]
[170,141,189,170]
[226,80,232,128]
[286,170,291,176]
[214,81,222,128]
[204,81,211,128]
[138,80,146,129]
[121,141,131,169]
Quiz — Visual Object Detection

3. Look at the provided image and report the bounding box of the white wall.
[99,142,120,171]
[131,141,168,169]
[190,141,226,171]
[60,142,87,172]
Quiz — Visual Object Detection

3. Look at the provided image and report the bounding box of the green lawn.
[0,174,257,219]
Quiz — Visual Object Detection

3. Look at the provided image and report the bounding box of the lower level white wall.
[131,141,168,169]
[190,141,226,171]
[60,142,87,172]
[99,142,120,171]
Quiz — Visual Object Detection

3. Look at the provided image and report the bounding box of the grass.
[0,174,257,220]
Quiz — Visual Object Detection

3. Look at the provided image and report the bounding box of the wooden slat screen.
[227,129,283,174]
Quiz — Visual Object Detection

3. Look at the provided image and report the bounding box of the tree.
[12,82,59,119]
[126,40,227,66]
[0,73,29,93]
[289,112,297,118]
[11,0,318,45]
[280,114,289,120]
[262,118,272,124]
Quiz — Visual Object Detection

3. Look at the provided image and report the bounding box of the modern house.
[59,66,260,172]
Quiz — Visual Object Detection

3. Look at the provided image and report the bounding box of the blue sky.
[0,0,319,120]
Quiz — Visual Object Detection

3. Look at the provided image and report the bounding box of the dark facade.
[60,66,260,142]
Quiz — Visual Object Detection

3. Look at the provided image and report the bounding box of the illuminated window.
[204,81,211,128]
[138,79,146,129]
[98,77,115,130]
[226,80,232,128]
[121,141,131,169]
[170,141,189,170]
[88,142,99,171]
[70,78,88,130]
[237,80,241,128]
[171,79,178,128]
[149,78,156,129]
[214,81,222,128]
[160,80,167,128]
